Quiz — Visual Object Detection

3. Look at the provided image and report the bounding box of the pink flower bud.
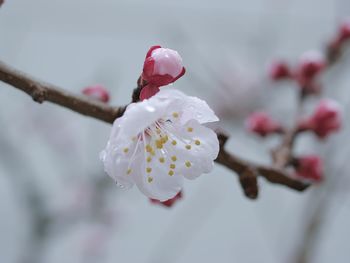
[298,99,342,139]
[245,112,282,137]
[82,85,110,103]
[339,18,350,42]
[150,191,183,208]
[296,51,326,91]
[142,46,185,87]
[294,155,323,182]
[268,60,291,80]
[140,46,186,101]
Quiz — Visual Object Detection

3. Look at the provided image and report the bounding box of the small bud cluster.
[268,50,326,95]
[246,22,346,183]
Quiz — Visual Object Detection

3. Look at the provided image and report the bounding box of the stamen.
[155,140,163,149]
[170,164,176,169]
[185,161,191,168]
[172,140,177,145]
[127,168,132,175]
[187,127,193,132]
[123,148,129,153]
[147,176,153,183]
[146,167,152,173]
[146,156,152,163]
[145,144,153,152]
[186,145,191,150]
[168,170,174,176]
[172,112,179,118]
[171,156,177,162]
[195,140,201,145]
[159,157,165,163]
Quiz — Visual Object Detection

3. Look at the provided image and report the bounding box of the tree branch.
[0,61,126,123]
[0,59,309,199]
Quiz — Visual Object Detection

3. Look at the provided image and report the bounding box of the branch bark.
[0,59,309,198]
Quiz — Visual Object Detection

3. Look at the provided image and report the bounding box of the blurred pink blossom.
[298,99,342,139]
[245,112,282,137]
[294,155,323,182]
[268,60,291,80]
[295,51,326,93]
[82,85,110,103]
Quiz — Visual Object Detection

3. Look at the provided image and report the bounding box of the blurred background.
[1,0,350,262]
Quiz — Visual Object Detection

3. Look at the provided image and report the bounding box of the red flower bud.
[298,99,342,139]
[294,155,323,182]
[150,191,183,208]
[245,112,282,137]
[82,85,110,103]
[296,51,326,93]
[268,60,291,80]
[140,46,186,100]
[339,18,350,42]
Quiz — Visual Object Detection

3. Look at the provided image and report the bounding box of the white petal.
[117,96,172,140]
[131,138,184,201]
[163,119,219,180]
[157,88,219,124]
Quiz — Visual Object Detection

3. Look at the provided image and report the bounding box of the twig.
[0,59,310,199]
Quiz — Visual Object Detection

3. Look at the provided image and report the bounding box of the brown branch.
[0,59,309,199]
[0,61,126,123]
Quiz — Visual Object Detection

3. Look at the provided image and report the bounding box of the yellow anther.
[171,156,177,162]
[147,176,153,183]
[168,170,174,176]
[172,140,177,146]
[159,157,165,163]
[161,135,168,144]
[146,167,152,173]
[185,161,191,168]
[127,168,132,175]
[195,140,201,145]
[150,150,156,156]
[145,144,153,152]
[172,112,179,118]
[146,156,152,163]
[156,129,161,134]
[186,145,191,150]
[187,127,193,132]
[155,140,163,149]
[170,164,176,169]
[123,148,129,153]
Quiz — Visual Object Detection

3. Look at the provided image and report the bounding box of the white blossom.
[100,88,219,201]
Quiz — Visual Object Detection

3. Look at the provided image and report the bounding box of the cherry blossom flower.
[140,46,186,100]
[268,60,291,80]
[298,99,342,139]
[100,88,219,201]
[294,155,323,182]
[245,111,283,137]
[82,85,110,103]
[150,191,183,208]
